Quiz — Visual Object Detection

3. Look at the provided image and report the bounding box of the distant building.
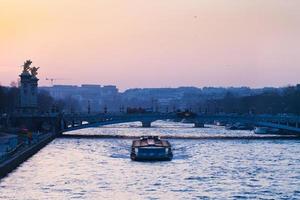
[40,84,120,112]
[39,85,272,114]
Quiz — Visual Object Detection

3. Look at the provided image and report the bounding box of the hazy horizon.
[1,0,300,90]
[18,82,300,93]
[1,81,298,92]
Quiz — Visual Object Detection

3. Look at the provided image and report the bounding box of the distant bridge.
[60,112,300,136]
[62,113,179,131]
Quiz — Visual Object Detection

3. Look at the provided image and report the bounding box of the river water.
[0,121,300,199]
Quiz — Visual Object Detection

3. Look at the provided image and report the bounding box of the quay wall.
[0,133,56,179]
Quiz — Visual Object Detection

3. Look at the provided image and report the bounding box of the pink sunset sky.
[0,0,299,90]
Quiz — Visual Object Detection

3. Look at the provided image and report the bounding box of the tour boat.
[130,136,173,161]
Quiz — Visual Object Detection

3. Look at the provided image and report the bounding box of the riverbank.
[0,132,56,179]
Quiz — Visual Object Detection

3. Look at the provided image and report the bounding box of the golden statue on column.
[21,60,39,77]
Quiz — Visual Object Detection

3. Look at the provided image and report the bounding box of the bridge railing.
[62,112,300,133]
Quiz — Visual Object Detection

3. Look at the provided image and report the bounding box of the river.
[0,121,300,199]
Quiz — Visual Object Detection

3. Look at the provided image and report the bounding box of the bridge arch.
[60,113,300,135]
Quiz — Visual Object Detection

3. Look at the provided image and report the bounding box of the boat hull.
[131,155,173,162]
[130,136,173,162]
[131,147,173,161]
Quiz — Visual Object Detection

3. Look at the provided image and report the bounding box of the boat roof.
[132,136,171,148]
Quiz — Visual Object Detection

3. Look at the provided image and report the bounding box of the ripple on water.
[0,121,299,199]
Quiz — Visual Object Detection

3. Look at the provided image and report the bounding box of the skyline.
[1,0,300,90]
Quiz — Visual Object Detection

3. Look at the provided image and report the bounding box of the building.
[40,84,120,113]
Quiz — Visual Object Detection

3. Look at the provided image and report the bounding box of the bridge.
[4,61,300,180]
[58,112,300,136]
[6,60,300,137]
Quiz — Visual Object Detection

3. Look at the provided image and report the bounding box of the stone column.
[19,72,39,114]
[142,121,152,128]
[194,121,204,128]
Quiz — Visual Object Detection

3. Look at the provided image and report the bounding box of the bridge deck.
[62,113,300,134]
[59,134,300,140]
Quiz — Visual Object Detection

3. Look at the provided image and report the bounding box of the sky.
[0,0,299,90]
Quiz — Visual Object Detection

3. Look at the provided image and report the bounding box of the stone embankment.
[0,132,56,179]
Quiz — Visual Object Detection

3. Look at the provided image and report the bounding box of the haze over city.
[1,0,300,90]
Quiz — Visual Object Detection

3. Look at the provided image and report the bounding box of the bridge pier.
[194,121,204,128]
[141,121,152,128]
